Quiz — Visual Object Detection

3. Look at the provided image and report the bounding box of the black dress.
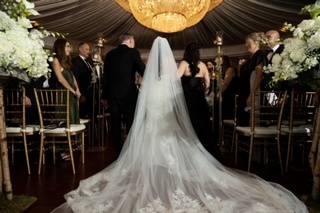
[222,68,238,119]
[181,75,214,155]
[237,50,268,125]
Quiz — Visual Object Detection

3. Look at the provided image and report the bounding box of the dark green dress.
[59,70,80,124]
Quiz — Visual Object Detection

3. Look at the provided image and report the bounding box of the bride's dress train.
[52,37,307,213]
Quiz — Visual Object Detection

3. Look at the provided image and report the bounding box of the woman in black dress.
[237,33,268,125]
[178,43,215,155]
[52,39,81,124]
[219,55,238,120]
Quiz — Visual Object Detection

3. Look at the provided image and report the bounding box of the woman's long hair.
[221,55,232,77]
[183,42,200,77]
[53,38,72,70]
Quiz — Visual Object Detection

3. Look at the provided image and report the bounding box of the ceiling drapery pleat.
[32,0,314,49]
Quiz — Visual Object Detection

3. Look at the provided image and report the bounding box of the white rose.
[307,32,320,50]
[313,16,320,29]
[271,54,282,65]
[298,19,315,32]
[293,28,304,38]
[17,17,32,29]
[283,38,306,52]
[289,48,307,63]
[304,56,319,69]
[0,11,16,31]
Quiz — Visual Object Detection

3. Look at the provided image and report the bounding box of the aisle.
[10,142,313,213]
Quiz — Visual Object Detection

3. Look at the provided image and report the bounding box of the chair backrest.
[289,90,317,128]
[251,91,287,131]
[34,89,70,129]
[4,87,26,129]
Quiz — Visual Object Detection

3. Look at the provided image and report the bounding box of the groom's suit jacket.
[268,44,284,64]
[102,44,145,101]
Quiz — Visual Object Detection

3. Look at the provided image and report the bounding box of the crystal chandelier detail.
[116,0,223,33]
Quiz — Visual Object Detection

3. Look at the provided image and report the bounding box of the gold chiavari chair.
[283,90,317,172]
[235,91,287,175]
[34,89,86,174]
[80,118,91,146]
[5,87,37,175]
[222,95,238,152]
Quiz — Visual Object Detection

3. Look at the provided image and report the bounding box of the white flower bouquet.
[266,1,320,91]
[0,0,50,82]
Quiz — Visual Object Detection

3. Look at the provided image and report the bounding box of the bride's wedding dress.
[52,37,307,213]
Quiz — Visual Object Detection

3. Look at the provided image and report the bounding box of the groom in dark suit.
[102,33,145,154]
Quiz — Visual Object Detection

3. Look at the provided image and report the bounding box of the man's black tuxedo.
[102,44,145,100]
[269,44,284,64]
[263,44,285,90]
[102,44,145,154]
[72,55,93,118]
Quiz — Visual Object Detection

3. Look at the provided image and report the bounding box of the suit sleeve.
[72,58,87,95]
[102,54,110,100]
[132,49,145,76]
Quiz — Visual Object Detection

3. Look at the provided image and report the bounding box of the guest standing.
[102,33,145,155]
[72,42,94,118]
[266,30,284,63]
[219,55,238,119]
[52,38,80,124]
[237,33,268,125]
[263,30,285,89]
[206,61,215,77]
[178,43,216,156]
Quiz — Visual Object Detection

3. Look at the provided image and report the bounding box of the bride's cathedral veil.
[52,37,307,213]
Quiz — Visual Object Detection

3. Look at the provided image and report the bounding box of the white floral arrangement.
[0,0,51,81]
[266,1,320,90]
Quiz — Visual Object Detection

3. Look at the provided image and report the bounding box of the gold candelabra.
[213,32,224,146]
[90,35,106,150]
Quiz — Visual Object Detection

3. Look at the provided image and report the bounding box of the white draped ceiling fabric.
[33,0,313,53]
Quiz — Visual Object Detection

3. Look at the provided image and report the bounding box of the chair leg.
[102,118,105,148]
[0,152,2,194]
[88,122,91,147]
[53,143,56,165]
[43,150,46,165]
[67,133,75,174]
[247,135,254,172]
[285,132,293,172]
[231,125,236,152]
[234,132,239,165]
[11,143,14,165]
[38,133,45,175]
[221,124,225,147]
[81,132,85,164]
[302,144,305,166]
[276,135,284,176]
[22,133,31,175]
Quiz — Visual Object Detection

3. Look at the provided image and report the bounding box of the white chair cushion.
[6,126,36,134]
[80,119,90,124]
[281,125,313,135]
[223,119,234,126]
[236,126,278,137]
[43,124,86,134]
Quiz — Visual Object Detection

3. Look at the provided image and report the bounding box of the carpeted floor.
[0,195,37,213]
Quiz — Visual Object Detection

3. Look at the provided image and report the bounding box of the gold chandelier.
[116,0,223,33]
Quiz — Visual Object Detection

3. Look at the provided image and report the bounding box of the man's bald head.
[266,30,280,48]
